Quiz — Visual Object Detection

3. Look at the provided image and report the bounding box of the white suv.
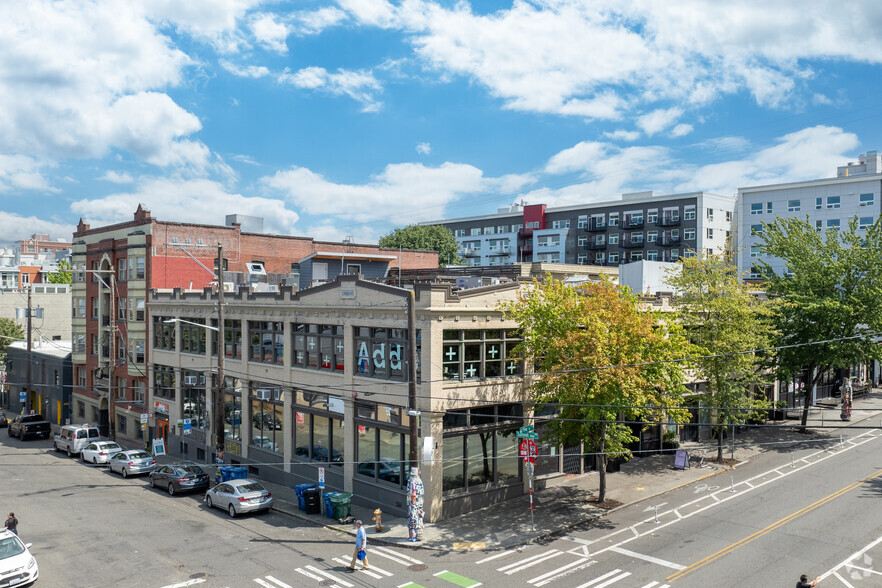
[54,424,102,456]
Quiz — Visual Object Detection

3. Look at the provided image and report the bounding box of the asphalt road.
[2,425,882,588]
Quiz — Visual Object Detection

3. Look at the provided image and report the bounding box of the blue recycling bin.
[295,484,317,511]
[323,491,339,518]
[220,466,236,482]
[229,466,248,480]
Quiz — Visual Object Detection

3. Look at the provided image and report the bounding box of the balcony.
[660,234,681,246]
[587,240,607,250]
[588,219,607,232]
[658,216,681,227]
[461,249,482,257]
[622,238,645,249]
[487,248,511,256]
[623,218,644,229]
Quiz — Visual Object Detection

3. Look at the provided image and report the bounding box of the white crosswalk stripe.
[476,549,519,564]
[528,558,594,586]
[304,565,354,588]
[575,569,631,588]
[497,549,564,575]
[370,546,424,566]
[331,557,392,579]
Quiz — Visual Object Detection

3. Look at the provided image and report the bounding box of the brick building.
[17,233,72,257]
[70,205,438,446]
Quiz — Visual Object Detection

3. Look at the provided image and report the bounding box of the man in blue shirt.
[349,519,370,570]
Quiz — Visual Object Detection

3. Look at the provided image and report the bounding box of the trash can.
[220,466,236,482]
[294,484,317,511]
[323,492,339,518]
[329,492,352,519]
[303,487,321,515]
[228,466,248,480]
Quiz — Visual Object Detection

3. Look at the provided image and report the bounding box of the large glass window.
[153,365,175,400]
[182,370,207,431]
[249,321,284,364]
[353,402,411,487]
[153,316,175,351]
[223,377,245,443]
[292,391,344,464]
[442,329,522,381]
[249,382,284,455]
[181,319,206,355]
[293,323,343,372]
[211,319,242,359]
[354,327,419,381]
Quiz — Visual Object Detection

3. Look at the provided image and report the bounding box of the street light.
[163,318,219,332]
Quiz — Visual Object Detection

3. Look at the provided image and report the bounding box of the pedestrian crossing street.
[245,542,673,588]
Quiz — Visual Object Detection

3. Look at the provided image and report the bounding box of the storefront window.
[182,370,207,431]
[312,415,331,462]
[356,424,378,480]
[496,431,520,482]
[331,417,345,467]
[442,436,465,492]
[224,391,242,442]
[467,434,493,486]
[249,382,284,455]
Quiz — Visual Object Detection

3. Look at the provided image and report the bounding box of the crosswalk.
[243,542,672,588]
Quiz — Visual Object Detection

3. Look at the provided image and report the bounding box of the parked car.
[54,424,102,456]
[0,529,38,587]
[358,458,402,483]
[80,441,123,464]
[0,414,7,428]
[204,479,273,518]
[8,414,51,440]
[295,445,343,463]
[108,450,156,478]
[149,464,210,495]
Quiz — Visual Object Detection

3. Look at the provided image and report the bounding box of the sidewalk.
[257,389,882,551]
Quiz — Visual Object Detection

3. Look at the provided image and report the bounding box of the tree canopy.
[46,259,72,284]
[502,277,691,501]
[667,251,774,458]
[757,216,882,429]
[0,318,25,361]
[378,224,462,267]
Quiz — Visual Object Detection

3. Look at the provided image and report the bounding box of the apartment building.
[70,205,438,447]
[738,151,882,278]
[433,192,736,267]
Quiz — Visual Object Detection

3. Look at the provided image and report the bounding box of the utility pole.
[108,267,116,440]
[407,290,418,466]
[25,286,32,413]
[215,244,226,458]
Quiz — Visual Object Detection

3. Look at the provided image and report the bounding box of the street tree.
[0,318,24,361]
[502,278,691,501]
[757,216,882,431]
[46,259,72,284]
[378,224,463,267]
[667,252,775,460]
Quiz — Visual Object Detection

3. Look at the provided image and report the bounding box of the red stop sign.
[519,439,537,463]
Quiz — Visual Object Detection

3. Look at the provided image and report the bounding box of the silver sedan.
[204,479,273,518]
[108,450,156,478]
[80,441,122,464]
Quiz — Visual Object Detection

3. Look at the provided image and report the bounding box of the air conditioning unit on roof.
[255,388,271,401]
[183,376,197,386]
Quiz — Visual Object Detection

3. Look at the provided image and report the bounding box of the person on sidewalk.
[348,520,369,570]
[4,513,17,536]
[797,573,819,587]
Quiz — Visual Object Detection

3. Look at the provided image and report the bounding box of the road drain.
[408,564,429,572]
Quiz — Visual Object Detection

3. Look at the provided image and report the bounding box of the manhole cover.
[319,580,335,586]
[408,564,429,572]
[189,573,206,579]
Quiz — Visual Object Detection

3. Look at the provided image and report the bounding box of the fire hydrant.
[373,508,383,532]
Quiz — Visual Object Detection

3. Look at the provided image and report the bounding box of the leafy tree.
[379,224,463,267]
[46,259,72,284]
[757,216,882,431]
[502,277,691,501]
[667,252,775,460]
[0,318,25,362]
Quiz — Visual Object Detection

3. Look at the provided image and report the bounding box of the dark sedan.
[149,463,210,495]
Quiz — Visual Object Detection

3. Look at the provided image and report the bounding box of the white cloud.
[70,177,299,235]
[292,7,348,35]
[220,60,271,78]
[278,67,383,112]
[416,142,431,155]
[0,155,54,193]
[637,107,684,137]
[142,0,259,53]
[249,13,288,53]
[603,130,641,142]
[0,211,74,246]
[262,161,491,224]
[99,171,134,184]
[670,123,694,138]
[302,223,381,245]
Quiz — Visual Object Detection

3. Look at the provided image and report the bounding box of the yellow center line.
[667,468,882,582]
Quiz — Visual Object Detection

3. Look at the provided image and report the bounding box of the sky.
[2,0,882,247]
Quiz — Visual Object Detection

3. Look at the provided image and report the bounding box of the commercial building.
[4,340,72,424]
[151,275,535,521]
[70,205,438,447]
[431,192,736,267]
[738,151,882,278]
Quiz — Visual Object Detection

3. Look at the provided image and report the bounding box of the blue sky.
[2,0,882,246]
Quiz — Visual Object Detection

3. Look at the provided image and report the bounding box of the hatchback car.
[80,441,122,464]
[108,450,156,478]
[149,464,210,495]
[204,479,273,517]
[0,529,38,587]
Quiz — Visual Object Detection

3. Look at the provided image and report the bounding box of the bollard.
[373,508,383,532]
[654,505,659,524]
[730,475,736,493]
[790,453,795,468]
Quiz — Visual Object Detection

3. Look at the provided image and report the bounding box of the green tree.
[667,252,775,460]
[46,259,73,284]
[757,216,882,431]
[502,277,691,501]
[0,318,24,362]
[379,224,463,267]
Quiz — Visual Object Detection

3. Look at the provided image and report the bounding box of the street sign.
[183,418,192,436]
[318,467,325,489]
[519,439,537,463]
[19,392,25,403]
[140,413,148,425]
[516,425,538,439]
[152,438,166,456]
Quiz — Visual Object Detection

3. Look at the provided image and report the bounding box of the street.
[2,426,882,587]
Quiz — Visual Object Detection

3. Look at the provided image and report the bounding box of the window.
[92,298,98,319]
[751,203,763,215]
[453,229,465,237]
[535,252,561,263]
[749,265,761,279]
[815,220,823,232]
[117,298,126,321]
[552,221,561,229]
[647,230,658,243]
[495,225,506,234]
[608,213,619,227]
[91,334,98,356]
[816,197,823,210]
[750,245,761,258]
[860,193,875,206]
[608,234,619,245]
[826,219,840,231]
[646,250,658,261]
[75,334,85,354]
[751,224,763,237]
[577,215,588,228]
[684,228,696,240]
[442,330,521,381]
[766,202,773,213]
[630,251,643,261]
[511,224,519,233]
[788,199,801,212]
[181,319,207,355]
[442,405,523,493]
[726,211,732,222]
[826,196,840,209]
[77,368,86,388]
[249,321,285,365]
[118,261,126,282]
[484,227,495,235]
[536,235,560,247]
[608,252,619,263]
[250,381,285,455]
[74,297,85,318]
[153,317,176,351]
[127,298,145,322]
[133,340,145,363]
[859,216,874,229]
[470,228,481,236]
[647,209,658,223]
[577,254,588,264]
[684,206,696,220]
[706,208,714,220]
[706,228,714,239]
[684,250,695,258]
[294,324,345,372]
[355,327,419,381]
[117,415,127,435]
[594,252,605,264]
[153,365,176,400]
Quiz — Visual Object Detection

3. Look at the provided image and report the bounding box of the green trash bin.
[329,492,352,519]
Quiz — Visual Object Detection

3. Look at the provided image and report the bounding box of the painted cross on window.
[507,362,517,374]
[464,364,477,378]
[336,341,344,354]
[445,347,457,360]
[322,354,331,367]
[487,345,499,358]
[307,338,316,350]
